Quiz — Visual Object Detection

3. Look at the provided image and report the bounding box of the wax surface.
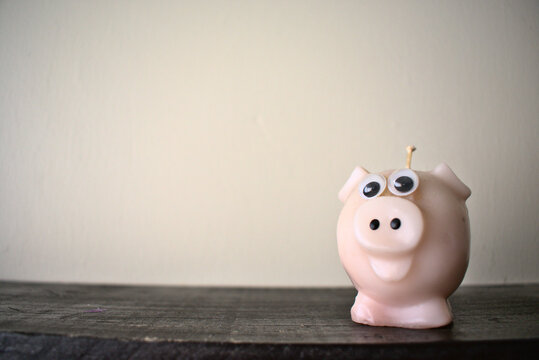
[337,163,471,329]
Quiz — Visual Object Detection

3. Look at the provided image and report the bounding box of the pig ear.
[432,163,471,200]
[338,167,369,203]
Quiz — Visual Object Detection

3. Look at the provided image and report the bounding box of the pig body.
[337,163,471,329]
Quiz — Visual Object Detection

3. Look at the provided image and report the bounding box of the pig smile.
[367,255,413,282]
[351,196,424,282]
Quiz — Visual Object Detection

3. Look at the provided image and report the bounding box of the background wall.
[1,0,538,286]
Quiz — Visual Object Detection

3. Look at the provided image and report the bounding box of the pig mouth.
[367,255,413,282]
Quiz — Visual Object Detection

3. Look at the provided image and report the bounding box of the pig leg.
[351,292,452,329]
[391,297,453,329]
[350,291,378,325]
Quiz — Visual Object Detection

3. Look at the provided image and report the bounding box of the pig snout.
[353,197,424,255]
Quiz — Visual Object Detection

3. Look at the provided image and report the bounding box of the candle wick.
[406,145,416,168]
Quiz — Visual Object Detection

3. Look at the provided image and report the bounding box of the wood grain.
[0,282,538,359]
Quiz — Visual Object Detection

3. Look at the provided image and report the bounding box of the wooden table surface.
[0,282,538,359]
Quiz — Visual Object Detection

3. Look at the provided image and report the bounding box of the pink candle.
[337,146,471,329]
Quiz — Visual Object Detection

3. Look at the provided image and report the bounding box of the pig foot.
[393,297,453,329]
[350,292,377,325]
[351,293,453,329]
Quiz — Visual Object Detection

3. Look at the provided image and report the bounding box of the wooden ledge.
[1,282,538,359]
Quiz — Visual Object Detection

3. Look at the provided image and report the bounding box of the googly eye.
[388,169,419,196]
[358,174,386,199]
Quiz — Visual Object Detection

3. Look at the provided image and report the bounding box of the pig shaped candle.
[337,146,471,329]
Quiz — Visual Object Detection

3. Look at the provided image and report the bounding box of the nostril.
[369,219,380,230]
[390,218,401,230]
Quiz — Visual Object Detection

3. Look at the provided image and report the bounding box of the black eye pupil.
[394,176,414,193]
[363,181,381,198]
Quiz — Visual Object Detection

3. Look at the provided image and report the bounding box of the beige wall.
[1,0,538,286]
